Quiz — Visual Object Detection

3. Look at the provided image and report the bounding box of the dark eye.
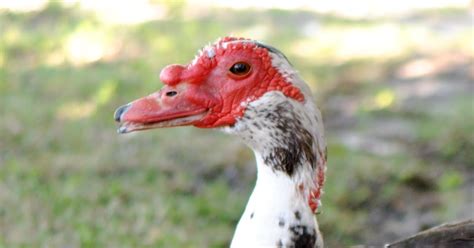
[229,62,251,76]
[165,91,177,97]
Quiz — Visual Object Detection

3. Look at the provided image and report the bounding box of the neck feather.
[225,91,326,248]
[230,151,323,248]
[225,91,327,211]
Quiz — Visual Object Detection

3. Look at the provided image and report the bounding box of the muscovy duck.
[115,37,327,248]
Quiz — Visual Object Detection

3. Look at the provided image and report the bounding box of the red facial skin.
[308,149,327,213]
[118,37,304,129]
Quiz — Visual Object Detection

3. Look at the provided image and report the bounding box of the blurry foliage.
[0,1,472,248]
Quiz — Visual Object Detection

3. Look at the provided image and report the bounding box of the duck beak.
[114,89,208,134]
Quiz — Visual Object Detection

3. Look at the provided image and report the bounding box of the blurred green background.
[0,1,472,247]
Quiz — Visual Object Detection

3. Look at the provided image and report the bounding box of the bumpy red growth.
[308,150,327,213]
[160,37,305,128]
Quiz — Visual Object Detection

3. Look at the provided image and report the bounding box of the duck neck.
[224,92,326,248]
[230,151,323,248]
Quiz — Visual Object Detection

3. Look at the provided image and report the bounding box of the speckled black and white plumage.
[225,90,324,248]
[228,92,319,176]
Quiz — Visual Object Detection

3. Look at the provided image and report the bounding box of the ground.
[0,2,472,247]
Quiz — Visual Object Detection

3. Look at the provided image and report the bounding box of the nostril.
[114,103,131,122]
[165,91,177,97]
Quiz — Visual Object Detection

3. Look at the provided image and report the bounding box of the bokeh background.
[0,0,472,247]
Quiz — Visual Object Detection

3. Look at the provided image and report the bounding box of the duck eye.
[165,91,177,97]
[229,62,251,76]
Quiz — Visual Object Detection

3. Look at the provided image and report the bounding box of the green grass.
[0,2,472,247]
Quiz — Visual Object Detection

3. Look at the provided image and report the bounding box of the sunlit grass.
[374,89,395,109]
[67,30,107,64]
[56,101,96,120]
